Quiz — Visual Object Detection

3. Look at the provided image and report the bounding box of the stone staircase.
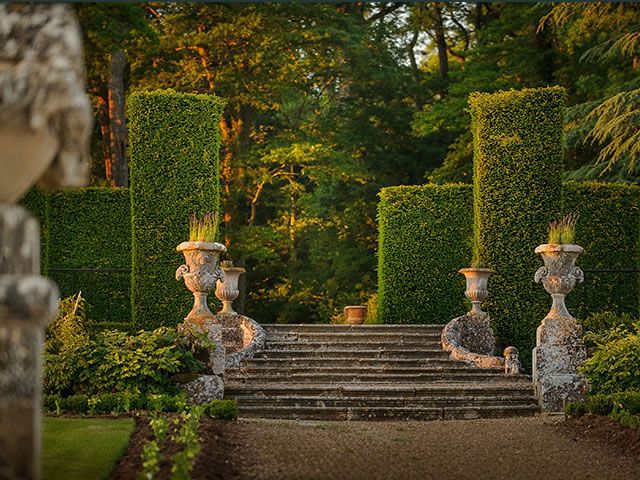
[224,324,538,421]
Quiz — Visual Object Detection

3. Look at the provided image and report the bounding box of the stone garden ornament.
[441,266,521,375]
[176,237,227,402]
[215,264,245,315]
[533,228,587,411]
[0,5,91,479]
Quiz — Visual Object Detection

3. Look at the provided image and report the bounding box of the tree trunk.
[432,3,449,79]
[108,50,129,187]
[96,94,112,184]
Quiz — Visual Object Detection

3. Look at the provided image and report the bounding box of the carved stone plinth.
[1,205,59,480]
[533,244,587,411]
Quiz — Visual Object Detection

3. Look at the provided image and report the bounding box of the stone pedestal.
[532,317,587,411]
[0,205,59,480]
[533,243,587,412]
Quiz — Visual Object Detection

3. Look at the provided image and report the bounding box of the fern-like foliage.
[587,89,640,172]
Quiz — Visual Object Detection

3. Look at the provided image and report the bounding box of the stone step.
[228,366,503,376]
[262,324,444,334]
[234,404,539,421]
[243,357,469,368]
[266,332,442,343]
[225,383,535,398]
[231,395,538,409]
[264,341,441,350]
[254,349,450,360]
[226,372,519,384]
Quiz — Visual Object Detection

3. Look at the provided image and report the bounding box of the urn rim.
[458,267,496,275]
[221,266,246,273]
[176,241,227,253]
[534,243,583,254]
[344,305,367,311]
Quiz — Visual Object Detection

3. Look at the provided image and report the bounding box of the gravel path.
[221,416,640,480]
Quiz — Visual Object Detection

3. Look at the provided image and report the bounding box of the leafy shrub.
[377,184,472,324]
[42,392,189,415]
[610,391,640,415]
[146,393,188,413]
[128,90,224,330]
[44,324,203,397]
[469,86,565,369]
[203,400,238,420]
[582,313,639,348]
[588,394,614,416]
[609,409,640,429]
[581,332,640,394]
[565,401,588,419]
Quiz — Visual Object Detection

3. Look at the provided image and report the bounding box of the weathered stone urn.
[344,306,367,325]
[176,241,227,401]
[458,267,495,316]
[533,243,587,412]
[215,266,245,315]
[176,241,226,325]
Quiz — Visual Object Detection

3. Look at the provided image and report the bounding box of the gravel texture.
[221,415,640,480]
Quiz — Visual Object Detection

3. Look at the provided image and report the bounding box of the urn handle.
[175,264,189,281]
[214,264,226,283]
[571,266,584,284]
[534,266,548,284]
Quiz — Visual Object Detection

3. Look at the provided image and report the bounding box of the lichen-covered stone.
[183,374,224,404]
[533,244,587,412]
[441,314,503,369]
[220,314,266,369]
[503,346,521,376]
[178,320,225,376]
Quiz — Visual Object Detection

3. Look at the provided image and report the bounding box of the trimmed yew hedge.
[563,181,640,318]
[20,188,50,272]
[469,86,566,367]
[48,188,132,322]
[377,184,473,324]
[21,188,132,321]
[128,90,225,329]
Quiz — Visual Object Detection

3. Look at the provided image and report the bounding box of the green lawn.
[42,417,135,480]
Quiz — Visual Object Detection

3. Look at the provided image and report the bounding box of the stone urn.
[215,266,245,315]
[458,267,495,316]
[533,243,587,412]
[534,244,584,320]
[344,306,367,325]
[175,241,226,325]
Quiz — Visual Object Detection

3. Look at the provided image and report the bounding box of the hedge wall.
[128,90,225,329]
[378,184,473,324]
[563,181,640,318]
[20,188,50,273]
[48,188,132,322]
[470,87,566,367]
[21,188,132,322]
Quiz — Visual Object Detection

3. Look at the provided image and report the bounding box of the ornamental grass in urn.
[534,213,584,320]
[176,213,226,325]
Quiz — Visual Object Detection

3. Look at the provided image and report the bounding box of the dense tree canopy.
[76,2,640,323]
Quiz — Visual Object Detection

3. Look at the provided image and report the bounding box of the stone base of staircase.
[224,324,538,421]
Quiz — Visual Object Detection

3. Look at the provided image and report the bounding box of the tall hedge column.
[128,91,224,329]
[469,87,565,369]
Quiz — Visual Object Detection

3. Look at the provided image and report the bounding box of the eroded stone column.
[0,205,59,479]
